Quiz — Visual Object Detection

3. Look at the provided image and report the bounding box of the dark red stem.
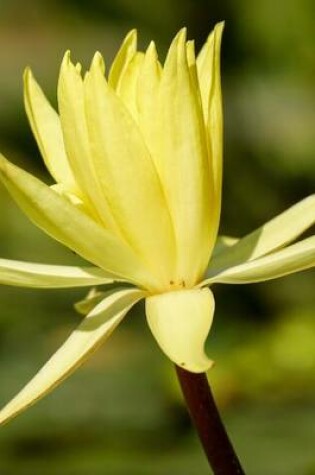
[175,365,245,475]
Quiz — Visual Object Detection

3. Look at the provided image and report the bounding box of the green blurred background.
[0,1,315,474]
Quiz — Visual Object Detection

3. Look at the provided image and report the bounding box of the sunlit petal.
[108,29,137,90]
[197,23,224,241]
[0,259,116,288]
[0,155,159,290]
[115,51,144,119]
[204,236,315,285]
[207,195,315,273]
[84,54,176,287]
[0,288,145,425]
[146,288,214,373]
[23,68,77,192]
[58,52,120,233]
[156,29,212,285]
[137,41,162,154]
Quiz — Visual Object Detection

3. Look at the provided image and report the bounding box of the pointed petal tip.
[128,28,137,38]
[60,50,74,70]
[165,27,187,67]
[175,27,187,46]
[90,51,105,73]
[168,27,187,51]
[75,62,82,74]
[0,153,9,174]
[213,22,225,44]
[216,21,225,32]
[23,66,32,82]
[186,40,196,63]
[121,29,138,50]
[146,40,158,57]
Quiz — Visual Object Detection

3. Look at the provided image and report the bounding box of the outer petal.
[207,195,315,273]
[146,288,215,373]
[0,288,144,425]
[204,236,315,285]
[58,52,120,233]
[84,54,176,287]
[108,29,137,91]
[0,155,159,290]
[0,259,116,288]
[155,30,213,285]
[197,23,224,242]
[23,68,77,192]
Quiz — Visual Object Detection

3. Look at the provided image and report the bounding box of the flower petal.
[137,41,162,152]
[108,29,137,91]
[0,155,159,290]
[197,23,224,246]
[211,235,239,258]
[84,54,176,287]
[207,195,315,273]
[74,288,107,315]
[155,29,213,285]
[0,259,115,288]
[146,288,215,373]
[23,68,77,191]
[114,51,144,120]
[58,52,120,232]
[204,236,315,285]
[0,288,144,425]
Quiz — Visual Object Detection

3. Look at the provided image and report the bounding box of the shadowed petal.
[0,288,145,425]
[146,288,215,373]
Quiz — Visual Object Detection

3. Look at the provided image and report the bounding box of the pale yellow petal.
[137,41,161,154]
[0,155,159,290]
[115,51,144,120]
[146,288,215,373]
[197,23,224,241]
[155,29,213,285]
[108,29,137,90]
[24,68,77,191]
[57,52,120,233]
[0,259,119,288]
[207,195,315,273]
[84,55,176,288]
[204,236,315,285]
[211,235,239,259]
[0,288,144,425]
[74,288,107,315]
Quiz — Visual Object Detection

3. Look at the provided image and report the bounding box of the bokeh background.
[0,1,315,474]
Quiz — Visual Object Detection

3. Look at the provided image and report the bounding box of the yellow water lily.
[0,23,314,426]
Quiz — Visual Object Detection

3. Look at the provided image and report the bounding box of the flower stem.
[175,365,245,475]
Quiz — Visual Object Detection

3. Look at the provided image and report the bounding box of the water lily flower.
[0,23,314,426]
